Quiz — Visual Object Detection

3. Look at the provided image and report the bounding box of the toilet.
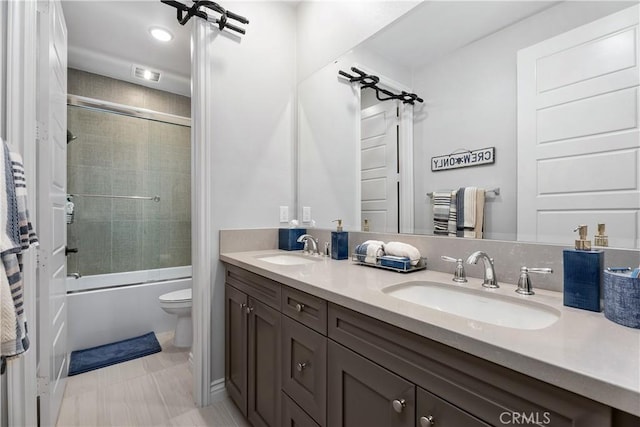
[159,288,192,348]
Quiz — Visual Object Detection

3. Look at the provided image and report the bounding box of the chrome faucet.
[466,251,498,288]
[297,234,320,255]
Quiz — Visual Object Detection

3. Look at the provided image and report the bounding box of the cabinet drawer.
[282,315,327,426]
[417,387,490,427]
[282,392,321,427]
[282,286,327,335]
[226,265,281,310]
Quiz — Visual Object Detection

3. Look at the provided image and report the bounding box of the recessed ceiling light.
[150,27,173,42]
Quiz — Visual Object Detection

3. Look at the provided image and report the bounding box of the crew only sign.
[431,147,495,172]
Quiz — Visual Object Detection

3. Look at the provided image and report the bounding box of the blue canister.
[604,271,640,329]
[278,228,307,251]
[563,225,603,312]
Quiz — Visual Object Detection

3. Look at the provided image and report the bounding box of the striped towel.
[0,142,20,255]
[448,190,457,237]
[456,187,465,237]
[432,191,451,235]
[1,254,28,356]
[10,152,38,249]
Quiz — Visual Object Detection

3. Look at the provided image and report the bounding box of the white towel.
[363,240,384,264]
[385,242,421,266]
[463,187,477,238]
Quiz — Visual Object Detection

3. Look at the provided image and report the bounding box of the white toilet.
[159,288,192,348]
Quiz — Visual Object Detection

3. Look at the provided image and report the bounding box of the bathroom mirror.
[297,0,640,249]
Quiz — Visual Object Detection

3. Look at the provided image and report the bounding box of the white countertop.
[220,250,640,416]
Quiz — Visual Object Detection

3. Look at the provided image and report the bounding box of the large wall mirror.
[297,0,640,249]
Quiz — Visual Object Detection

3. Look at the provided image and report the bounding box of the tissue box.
[604,270,640,329]
[380,256,411,270]
[278,228,307,251]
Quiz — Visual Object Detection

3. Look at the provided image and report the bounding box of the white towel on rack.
[385,242,421,266]
[463,187,477,238]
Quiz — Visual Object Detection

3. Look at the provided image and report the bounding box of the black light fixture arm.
[161,0,249,35]
[339,66,423,105]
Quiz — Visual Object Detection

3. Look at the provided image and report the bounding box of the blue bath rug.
[68,332,161,376]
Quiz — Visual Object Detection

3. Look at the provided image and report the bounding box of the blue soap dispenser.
[331,219,349,260]
[563,225,604,312]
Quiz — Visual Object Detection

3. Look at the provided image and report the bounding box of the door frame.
[4,0,39,426]
[353,63,414,234]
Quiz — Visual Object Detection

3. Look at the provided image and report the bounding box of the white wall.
[296,1,420,82]
[412,1,637,240]
[201,1,297,386]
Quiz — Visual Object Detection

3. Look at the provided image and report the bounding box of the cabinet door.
[225,284,248,415]
[282,315,327,425]
[328,341,414,427]
[248,297,281,427]
[417,387,491,427]
[282,392,321,427]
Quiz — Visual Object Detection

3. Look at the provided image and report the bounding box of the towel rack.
[68,194,161,202]
[427,187,500,199]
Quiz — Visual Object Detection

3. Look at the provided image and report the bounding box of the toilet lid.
[159,288,192,302]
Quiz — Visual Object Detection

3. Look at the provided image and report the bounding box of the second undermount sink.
[257,254,320,266]
[383,281,560,330]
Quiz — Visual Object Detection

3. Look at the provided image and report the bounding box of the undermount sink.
[383,281,560,330]
[257,254,320,266]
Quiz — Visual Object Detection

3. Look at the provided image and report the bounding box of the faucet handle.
[441,256,467,283]
[516,266,553,295]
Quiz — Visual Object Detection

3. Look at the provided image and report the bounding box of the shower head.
[67,130,77,144]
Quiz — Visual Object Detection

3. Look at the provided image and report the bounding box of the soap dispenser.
[594,223,608,247]
[563,225,604,312]
[331,219,349,260]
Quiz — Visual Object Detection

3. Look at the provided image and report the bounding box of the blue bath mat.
[68,332,161,376]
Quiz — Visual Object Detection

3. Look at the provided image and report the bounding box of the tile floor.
[56,332,250,427]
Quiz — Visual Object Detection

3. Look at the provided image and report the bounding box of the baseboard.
[210,377,227,402]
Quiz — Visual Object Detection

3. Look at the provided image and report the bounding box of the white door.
[517,5,640,248]
[36,0,68,425]
[361,102,399,233]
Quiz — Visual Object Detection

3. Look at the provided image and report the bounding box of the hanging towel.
[456,187,465,237]
[10,152,38,249]
[432,191,451,236]
[464,187,478,238]
[0,142,20,255]
[448,190,457,237]
[475,189,486,239]
[0,262,16,356]
[385,242,421,266]
[1,254,28,356]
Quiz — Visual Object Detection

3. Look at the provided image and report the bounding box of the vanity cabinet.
[224,264,637,427]
[225,266,282,427]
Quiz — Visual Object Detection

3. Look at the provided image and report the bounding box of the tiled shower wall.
[67,69,191,275]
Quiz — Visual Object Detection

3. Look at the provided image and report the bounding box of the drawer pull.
[245,306,254,314]
[296,362,307,372]
[420,415,435,426]
[392,399,406,413]
[295,303,305,312]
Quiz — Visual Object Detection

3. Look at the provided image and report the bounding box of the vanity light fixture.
[149,26,173,42]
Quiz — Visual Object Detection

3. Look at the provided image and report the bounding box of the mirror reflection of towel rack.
[427,187,500,199]
[68,194,161,202]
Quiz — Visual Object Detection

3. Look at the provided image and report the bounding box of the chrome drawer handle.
[392,399,406,413]
[420,415,435,426]
[296,362,307,372]
[295,303,305,312]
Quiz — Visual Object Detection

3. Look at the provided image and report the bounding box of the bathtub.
[66,266,192,351]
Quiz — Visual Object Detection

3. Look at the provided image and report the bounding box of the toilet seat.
[159,288,192,303]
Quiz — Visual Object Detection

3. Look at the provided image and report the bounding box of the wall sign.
[431,147,495,172]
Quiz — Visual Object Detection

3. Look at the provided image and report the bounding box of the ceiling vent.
[132,65,161,83]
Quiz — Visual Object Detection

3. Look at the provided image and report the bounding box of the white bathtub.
[66,266,192,351]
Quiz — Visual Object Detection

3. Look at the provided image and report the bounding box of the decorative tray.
[351,254,427,273]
